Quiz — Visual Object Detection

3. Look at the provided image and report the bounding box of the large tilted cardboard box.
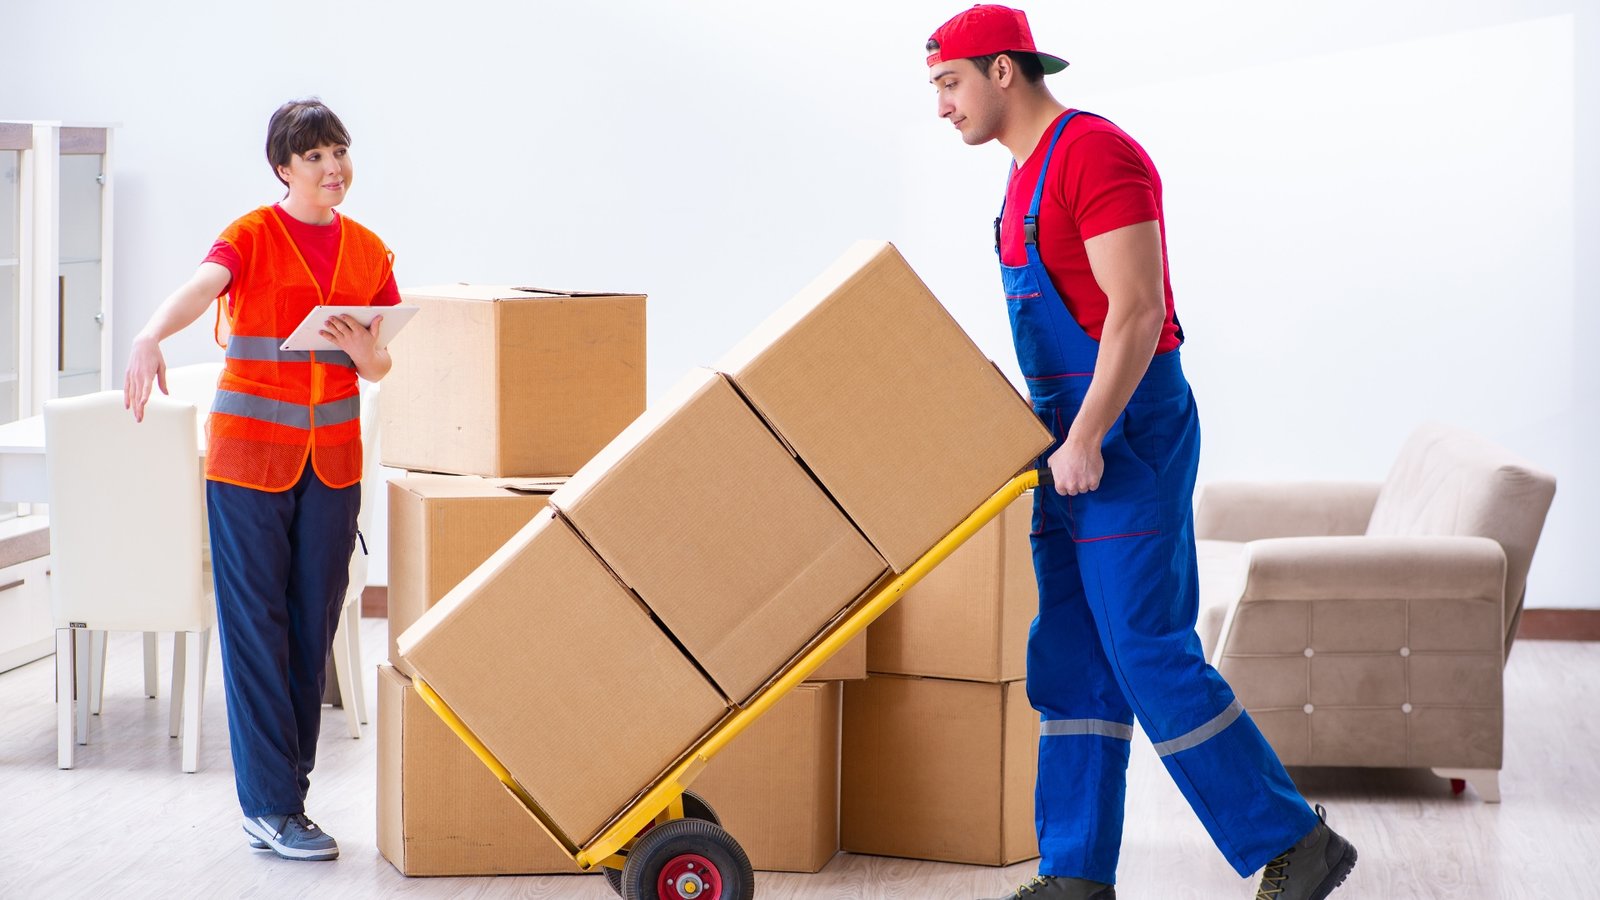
[716,241,1052,572]
[396,508,729,848]
[377,665,586,876]
[868,492,1035,682]
[551,367,888,705]
[381,285,646,477]
[387,474,563,678]
[841,675,1040,866]
[692,682,842,873]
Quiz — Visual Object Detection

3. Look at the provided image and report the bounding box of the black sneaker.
[242,813,340,861]
[980,875,1116,900]
[1255,805,1357,899]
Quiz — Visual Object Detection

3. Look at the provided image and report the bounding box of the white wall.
[3,0,1594,607]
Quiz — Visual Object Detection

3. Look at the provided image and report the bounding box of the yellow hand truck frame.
[414,468,1041,897]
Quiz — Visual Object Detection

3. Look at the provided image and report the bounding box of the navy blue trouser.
[207,465,359,818]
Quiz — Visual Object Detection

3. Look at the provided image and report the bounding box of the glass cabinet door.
[0,148,19,424]
[0,148,18,521]
[57,149,104,399]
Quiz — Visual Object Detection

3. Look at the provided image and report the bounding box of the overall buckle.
[1024,216,1038,245]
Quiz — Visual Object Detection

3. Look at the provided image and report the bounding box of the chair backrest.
[1366,423,1556,646]
[162,361,224,413]
[45,391,213,632]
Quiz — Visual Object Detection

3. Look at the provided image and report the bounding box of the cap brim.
[1038,53,1069,74]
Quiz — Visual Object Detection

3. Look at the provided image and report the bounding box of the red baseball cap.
[926,5,1068,74]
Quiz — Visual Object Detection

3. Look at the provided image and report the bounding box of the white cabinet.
[0,536,52,673]
[0,120,115,666]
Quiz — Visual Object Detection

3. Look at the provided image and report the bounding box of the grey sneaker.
[1255,805,1356,899]
[242,813,340,861]
[980,875,1116,900]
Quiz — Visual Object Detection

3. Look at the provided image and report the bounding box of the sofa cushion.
[1367,423,1556,643]
[1195,538,1247,659]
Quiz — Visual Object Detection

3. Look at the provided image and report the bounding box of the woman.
[124,98,399,861]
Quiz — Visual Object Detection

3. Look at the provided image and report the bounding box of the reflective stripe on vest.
[212,390,362,430]
[225,335,355,369]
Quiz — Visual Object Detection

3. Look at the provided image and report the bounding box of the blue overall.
[1000,112,1317,883]
[208,465,360,819]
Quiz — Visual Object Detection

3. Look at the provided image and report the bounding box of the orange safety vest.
[207,206,393,492]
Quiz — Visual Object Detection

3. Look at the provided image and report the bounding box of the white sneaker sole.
[242,817,339,861]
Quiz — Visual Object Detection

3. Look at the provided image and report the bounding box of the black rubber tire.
[679,790,720,827]
[620,818,754,900]
[603,791,721,895]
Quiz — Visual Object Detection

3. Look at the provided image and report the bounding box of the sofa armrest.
[1194,481,1382,542]
[1241,535,1506,603]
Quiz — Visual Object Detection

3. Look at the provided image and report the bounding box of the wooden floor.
[0,620,1594,899]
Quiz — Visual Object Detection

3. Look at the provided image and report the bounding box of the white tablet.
[280,305,420,352]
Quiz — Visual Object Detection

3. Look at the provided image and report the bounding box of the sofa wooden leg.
[1433,768,1501,803]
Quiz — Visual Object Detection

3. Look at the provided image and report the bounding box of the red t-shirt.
[999,111,1182,353]
[205,204,401,308]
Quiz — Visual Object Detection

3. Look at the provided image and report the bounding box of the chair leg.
[169,632,186,740]
[89,629,107,716]
[348,605,367,726]
[1432,767,1502,803]
[74,630,91,745]
[181,629,206,773]
[143,632,159,699]
[56,629,74,769]
[331,605,361,739]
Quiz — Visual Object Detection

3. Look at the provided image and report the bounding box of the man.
[924,7,1357,899]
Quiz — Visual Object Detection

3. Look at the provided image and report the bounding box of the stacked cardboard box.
[692,682,843,873]
[842,493,1043,866]
[378,286,647,876]
[377,664,586,876]
[395,242,1051,872]
[380,285,647,477]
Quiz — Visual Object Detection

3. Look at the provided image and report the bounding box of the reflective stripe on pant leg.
[1043,719,1136,741]
[1151,699,1242,756]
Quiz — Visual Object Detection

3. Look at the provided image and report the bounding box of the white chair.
[329,382,380,738]
[46,391,214,772]
[122,361,221,702]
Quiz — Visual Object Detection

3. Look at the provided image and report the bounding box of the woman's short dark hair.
[926,40,1046,84]
[265,99,351,186]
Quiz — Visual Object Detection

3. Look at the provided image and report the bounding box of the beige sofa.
[1194,423,1556,802]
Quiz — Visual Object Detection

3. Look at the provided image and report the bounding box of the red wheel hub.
[658,853,722,899]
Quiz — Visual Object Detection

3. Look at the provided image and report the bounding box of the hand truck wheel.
[620,817,754,900]
[603,790,722,895]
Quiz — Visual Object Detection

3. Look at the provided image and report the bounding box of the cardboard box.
[692,682,842,873]
[868,492,1035,682]
[552,367,887,705]
[397,508,729,847]
[841,675,1040,866]
[806,628,866,682]
[387,474,563,678]
[377,665,587,876]
[717,241,1052,572]
[381,285,646,477]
